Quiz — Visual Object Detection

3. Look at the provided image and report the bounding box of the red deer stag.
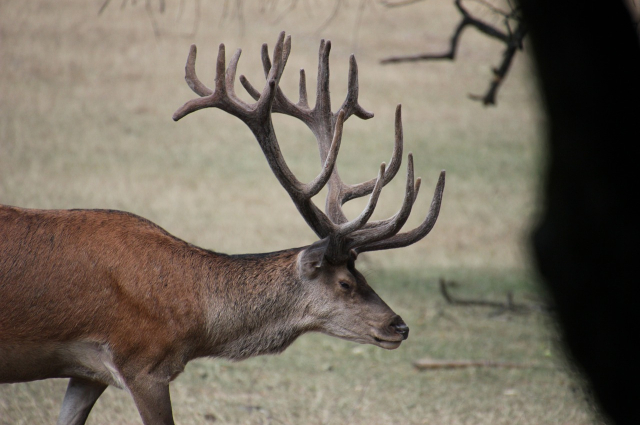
[0,32,445,425]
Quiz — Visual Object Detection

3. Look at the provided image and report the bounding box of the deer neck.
[197,247,312,361]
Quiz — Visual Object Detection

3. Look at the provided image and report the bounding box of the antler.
[173,32,445,262]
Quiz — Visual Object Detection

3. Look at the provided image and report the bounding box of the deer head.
[173,31,445,349]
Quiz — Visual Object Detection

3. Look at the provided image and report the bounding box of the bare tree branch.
[145,0,161,38]
[315,0,344,35]
[381,0,527,105]
[98,0,112,15]
[271,0,299,24]
[468,18,526,104]
[467,0,510,17]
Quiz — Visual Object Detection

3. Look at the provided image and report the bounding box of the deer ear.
[298,238,329,278]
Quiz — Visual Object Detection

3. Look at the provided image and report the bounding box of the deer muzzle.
[371,315,409,350]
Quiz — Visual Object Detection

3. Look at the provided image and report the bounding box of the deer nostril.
[390,317,410,340]
[393,323,409,339]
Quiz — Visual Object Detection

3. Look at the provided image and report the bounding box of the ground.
[0,1,602,423]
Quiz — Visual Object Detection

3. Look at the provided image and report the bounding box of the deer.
[0,32,445,425]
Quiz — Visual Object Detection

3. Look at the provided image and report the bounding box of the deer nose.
[390,316,409,340]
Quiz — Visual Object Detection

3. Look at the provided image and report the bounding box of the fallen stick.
[438,278,550,314]
[413,357,540,370]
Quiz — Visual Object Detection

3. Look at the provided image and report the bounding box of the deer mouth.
[372,335,403,350]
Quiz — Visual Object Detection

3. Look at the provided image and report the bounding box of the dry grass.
[0,1,602,424]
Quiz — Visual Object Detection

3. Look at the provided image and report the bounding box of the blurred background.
[0,1,600,424]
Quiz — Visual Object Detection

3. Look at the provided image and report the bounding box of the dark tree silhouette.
[521,0,640,423]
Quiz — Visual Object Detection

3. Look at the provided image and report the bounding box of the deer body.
[0,205,398,370]
[0,33,444,424]
[0,205,405,424]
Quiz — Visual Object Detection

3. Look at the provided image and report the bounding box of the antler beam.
[174,32,445,263]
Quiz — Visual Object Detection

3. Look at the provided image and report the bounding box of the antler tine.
[324,104,403,225]
[239,35,374,141]
[246,35,307,187]
[315,40,332,118]
[241,35,311,122]
[225,48,242,97]
[336,163,386,237]
[261,42,272,80]
[283,109,344,239]
[324,163,386,261]
[185,44,213,97]
[239,74,261,101]
[173,43,252,122]
[341,104,405,204]
[281,145,341,239]
[298,69,309,108]
[413,177,422,202]
[258,32,291,80]
[214,43,227,94]
[305,110,344,197]
[282,35,292,74]
[260,32,286,98]
[355,170,446,254]
[346,153,416,249]
[266,32,290,84]
[338,55,374,121]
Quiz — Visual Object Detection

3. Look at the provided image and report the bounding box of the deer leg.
[126,378,175,425]
[56,377,107,425]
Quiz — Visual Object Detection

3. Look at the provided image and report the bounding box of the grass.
[0,1,602,424]
[0,269,597,425]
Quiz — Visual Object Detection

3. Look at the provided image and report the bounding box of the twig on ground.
[380,0,426,7]
[413,357,543,370]
[439,278,550,315]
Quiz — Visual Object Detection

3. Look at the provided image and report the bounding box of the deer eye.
[339,281,351,290]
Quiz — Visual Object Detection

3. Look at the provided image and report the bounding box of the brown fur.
[0,204,405,424]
